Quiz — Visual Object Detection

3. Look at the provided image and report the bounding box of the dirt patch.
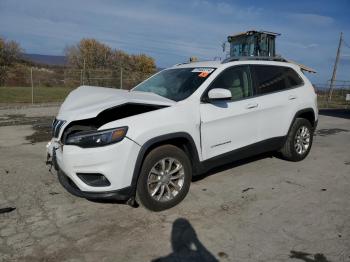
[218,251,229,259]
[0,114,53,143]
[315,128,349,137]
[242,187,254,193]
[289,250,331,262]
[25,123,52,143]
[0,114,53,127]
[0,207,16,214]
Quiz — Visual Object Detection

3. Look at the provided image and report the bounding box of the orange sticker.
[198,72,209,78]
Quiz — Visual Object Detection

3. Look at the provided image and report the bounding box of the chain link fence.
[0,66,153,104]
[314,81,350,109]
[1,66,350,108]
[3,66,152,89]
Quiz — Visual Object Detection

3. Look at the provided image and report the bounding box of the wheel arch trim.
[287,108,316,135]
[130,132,200,193]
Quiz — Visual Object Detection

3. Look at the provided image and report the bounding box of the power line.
[342,39,350,49]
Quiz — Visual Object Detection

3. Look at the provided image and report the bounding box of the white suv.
[47,58,318,211]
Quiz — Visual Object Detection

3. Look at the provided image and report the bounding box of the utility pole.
[328,32,343,103]
[119,59,123,89]
[30,67,34,104]
[82,58,86,85]
[120,66,123,89]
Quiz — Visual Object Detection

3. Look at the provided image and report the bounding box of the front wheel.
[280,118,314,161]
[136,145,192,211]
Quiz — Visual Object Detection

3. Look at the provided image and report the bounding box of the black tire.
[280,118,314,161]
[136,145,192,211]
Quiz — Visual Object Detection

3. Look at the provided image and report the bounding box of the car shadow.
[192,152,275,182]
[152,218,219,262]
[86,198,127,204]
[319,109,350,120]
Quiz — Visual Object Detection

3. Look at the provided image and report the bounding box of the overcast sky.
[1,0,349,83]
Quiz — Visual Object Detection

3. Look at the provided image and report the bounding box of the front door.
[200,65,260,160]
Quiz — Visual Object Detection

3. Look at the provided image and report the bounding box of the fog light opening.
[76,173,111,187]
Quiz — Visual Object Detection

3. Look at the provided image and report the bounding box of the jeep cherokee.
[46,57,318,211]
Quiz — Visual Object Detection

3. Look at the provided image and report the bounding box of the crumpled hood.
[57,85,175,122]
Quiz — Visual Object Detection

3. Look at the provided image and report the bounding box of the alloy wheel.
[147,157,185,202]
[294,126,311,155]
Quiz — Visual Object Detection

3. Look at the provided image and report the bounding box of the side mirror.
[207,88,232,101]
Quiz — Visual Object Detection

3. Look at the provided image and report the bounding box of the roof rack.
[222,56,288,64]
[229,30,281,38]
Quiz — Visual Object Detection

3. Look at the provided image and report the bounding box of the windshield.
[133,67,215,101]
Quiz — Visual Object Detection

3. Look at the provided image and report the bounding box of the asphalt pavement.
[0,106,349,262]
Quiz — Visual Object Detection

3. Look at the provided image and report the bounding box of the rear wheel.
[280,118,314,161]
[136,145,192,211]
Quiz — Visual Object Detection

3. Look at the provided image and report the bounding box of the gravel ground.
[0,106,349,262]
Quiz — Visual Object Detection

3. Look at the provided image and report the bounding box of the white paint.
[47,59,318,193]
[208,88,232,100]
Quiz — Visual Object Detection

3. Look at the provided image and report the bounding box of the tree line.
[0,37,23,86]
[0,37,157,89]
[65,38,156,88]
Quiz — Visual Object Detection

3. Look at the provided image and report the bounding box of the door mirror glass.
[208,88,232,100]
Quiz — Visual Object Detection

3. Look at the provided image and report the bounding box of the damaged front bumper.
[46,137,140,201]
[46,140,60,171]
[57,169,133,201]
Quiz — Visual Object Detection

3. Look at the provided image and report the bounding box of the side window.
[209,66,253,101]
[284,67,303,88]
[252,65,304,95]
[252,65,287,94]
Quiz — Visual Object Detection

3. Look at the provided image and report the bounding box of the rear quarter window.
[284,67,303,87]
[252,65,303,95]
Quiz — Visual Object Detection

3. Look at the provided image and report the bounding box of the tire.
[280,118,314,161]
[136,145,192,211]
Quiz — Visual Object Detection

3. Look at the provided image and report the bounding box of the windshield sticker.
[192,68,215,73]
[198,71,210,78]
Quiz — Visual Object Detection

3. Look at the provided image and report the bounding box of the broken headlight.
[65,127,128,148]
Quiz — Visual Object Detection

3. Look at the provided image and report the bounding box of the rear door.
[199,65,260,160]
[250,65,303,140]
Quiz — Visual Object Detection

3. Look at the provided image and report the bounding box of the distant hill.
[21,53,66,66]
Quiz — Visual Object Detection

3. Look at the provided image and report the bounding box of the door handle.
[288,95,297,100]
[245,103,258,109]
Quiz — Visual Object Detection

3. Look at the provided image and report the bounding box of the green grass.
[318,96,350,109]
[1,86,349,108]
[0,86,75,103]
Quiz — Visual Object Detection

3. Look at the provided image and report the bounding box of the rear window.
[251,65,303,95]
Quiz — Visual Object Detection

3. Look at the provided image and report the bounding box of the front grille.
[52,119,66,138]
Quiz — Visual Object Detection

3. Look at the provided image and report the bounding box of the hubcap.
[147,157,185,202]
[294,126,311,155]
